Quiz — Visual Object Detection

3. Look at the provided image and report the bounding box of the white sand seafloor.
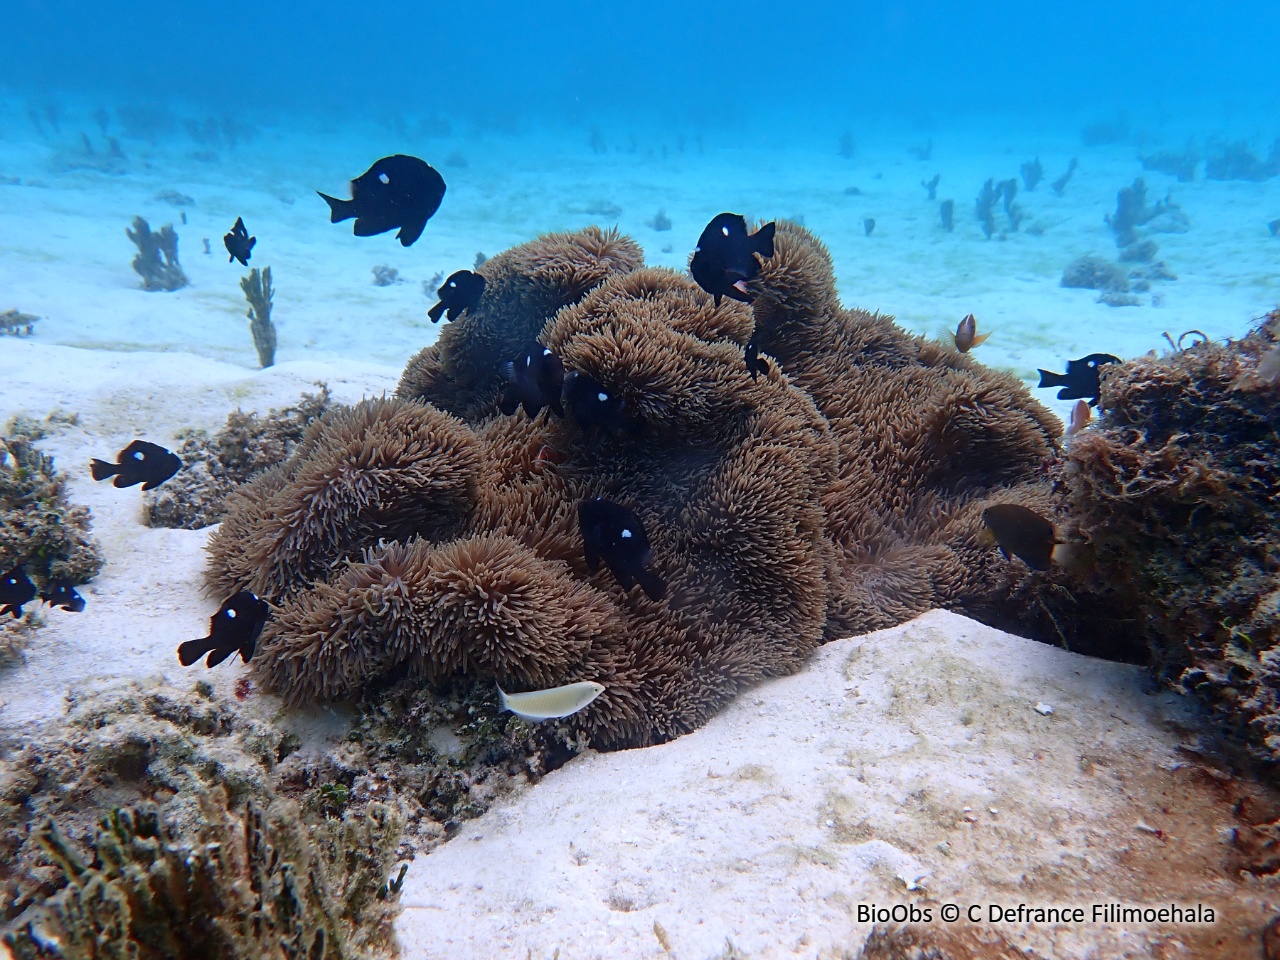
[1,103,1279,958]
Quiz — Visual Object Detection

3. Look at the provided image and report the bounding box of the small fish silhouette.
[90,440,182,491]
[690,213,776,306]
[0,565,36,618]
[499,345,564,419]
[578,497,666,601]
[428,270,485,323]
[318,154,446,247]
[177,591,270,668]
[223,216,256,266]
[1036,354,1121,406]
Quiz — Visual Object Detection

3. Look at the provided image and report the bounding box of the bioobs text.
[856,904,932,923]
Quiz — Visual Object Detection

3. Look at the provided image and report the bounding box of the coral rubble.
[0,416,104,591]
[3,785,403,960]
[126,216,187,292]
[146,385,332,530]
[1063,315,1280,764]
[207,222,1075,749]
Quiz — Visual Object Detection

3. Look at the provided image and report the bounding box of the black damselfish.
[223,216,255,266]
[500,344,564,419]
[41,577,86,613]
[90,440,182,491]
[177,591,270,668]
[690,213,776,306]
[1036,354,1121,407]
[577,497,666,601]
[562,370,633,432]
[0,565,36,618]
[318,155,446,247]
[429,269,485,323]
[745,337,771,380]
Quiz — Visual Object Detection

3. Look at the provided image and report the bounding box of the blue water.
[3,1,1280,382]
[8,1,1280,130]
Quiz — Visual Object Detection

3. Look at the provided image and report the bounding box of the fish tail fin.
[1036,369,1068,389]
[496,683,510,712]
[1052,540,1095,573]
[89,458,118,481]
[427,301,446,323]
[317,191,355,223]
[754,221,777,258]
[177,637,214,667]
[637,569,668,602]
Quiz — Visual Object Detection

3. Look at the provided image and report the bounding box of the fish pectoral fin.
[427,301,446,323]
[971,332,992,347]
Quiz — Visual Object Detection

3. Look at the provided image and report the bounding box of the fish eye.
[596,392,608,402]
[379,172,390,184]
[621,528,632,538]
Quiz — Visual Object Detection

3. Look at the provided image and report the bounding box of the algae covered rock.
[0,416,103,589]
[1064,318,1280,764]
[206,222,1073,749]
[3,785,404,960]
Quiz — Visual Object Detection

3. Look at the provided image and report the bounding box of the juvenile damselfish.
[177,591,270,668]
[223,216,255,266]
[1036,354,1121,406]
[41,577,86,613]
[90,440,182,491]
[562,370,633,432]
[0,565,36,618]
[979,504,1088,572]
[578,497,666,601]
[952,313,991,352]
[499,344,564,418]
[690,212,776,305]
[744,337,771,379]
[318,154,446,247]
[428,269,485,323]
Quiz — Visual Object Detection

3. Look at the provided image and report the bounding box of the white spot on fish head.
[542,348,552,356]
[597,392,608,402]
[721,226,729,236]
[379,172,391,184]
[131,451,144,461]
[621,528,632,538]
[227,609,238,619]
[525,356,532,367]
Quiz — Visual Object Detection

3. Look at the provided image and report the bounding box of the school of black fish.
[5,159,1119,681]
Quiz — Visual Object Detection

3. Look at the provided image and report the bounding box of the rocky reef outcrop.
[1064,313,1280,765]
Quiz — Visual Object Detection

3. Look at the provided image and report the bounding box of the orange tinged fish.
[953,314,991,352]
[1065,399,1092,436]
